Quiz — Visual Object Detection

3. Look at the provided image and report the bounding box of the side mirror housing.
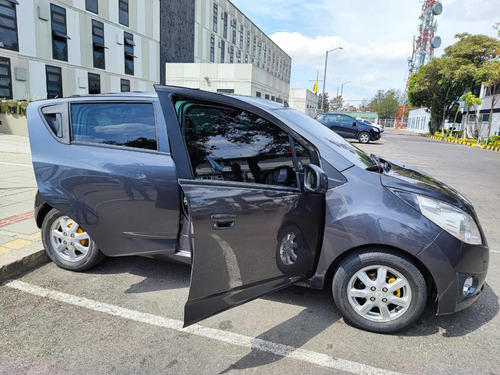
[352,122,357,126]
[303,164,328,194]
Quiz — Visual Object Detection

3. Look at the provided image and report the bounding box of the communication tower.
[397,1,443,127]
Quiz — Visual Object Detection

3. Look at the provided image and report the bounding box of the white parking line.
[491,250,500,254]
[4,280,403,375]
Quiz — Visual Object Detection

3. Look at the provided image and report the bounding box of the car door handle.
[211,214,237,230]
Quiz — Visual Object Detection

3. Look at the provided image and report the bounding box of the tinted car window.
[71,103,157,150]
[341,114,354,124]
[275,108,374,169]
[176,101,306,187]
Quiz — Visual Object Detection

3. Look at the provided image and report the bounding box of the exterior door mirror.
[353,122,357,126]
[303,164,328,194]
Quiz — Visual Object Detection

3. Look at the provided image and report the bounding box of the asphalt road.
[1,130,499,375]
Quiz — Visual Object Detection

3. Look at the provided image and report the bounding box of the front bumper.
[417,230,489,315]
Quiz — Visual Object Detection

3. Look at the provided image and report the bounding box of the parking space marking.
[4,280,403,375]
[490,250,500,254]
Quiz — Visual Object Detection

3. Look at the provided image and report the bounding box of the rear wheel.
[332,250,427,333]
[41,209,104,271]
[358,132,371,144]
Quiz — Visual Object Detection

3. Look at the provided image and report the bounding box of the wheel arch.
[323,244,436,296]
[35,191,53,229]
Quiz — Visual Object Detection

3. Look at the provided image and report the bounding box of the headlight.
[373,127,380,132]
[393,191,482,245]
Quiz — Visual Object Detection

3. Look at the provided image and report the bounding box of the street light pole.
[340,81,350,98]
[321,46,342,112]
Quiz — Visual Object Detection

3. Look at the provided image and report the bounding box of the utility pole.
[321,47,342,112]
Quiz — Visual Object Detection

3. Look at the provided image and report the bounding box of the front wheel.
[41,208,104,271]
[358,132,371,144]
[332,250,427,333]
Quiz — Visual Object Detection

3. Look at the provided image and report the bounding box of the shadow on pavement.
[86,256,191,293]
[400,283,499,338]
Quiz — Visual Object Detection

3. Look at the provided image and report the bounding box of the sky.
[231,0,499,107]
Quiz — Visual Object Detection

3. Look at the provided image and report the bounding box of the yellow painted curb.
[2,239,34,249]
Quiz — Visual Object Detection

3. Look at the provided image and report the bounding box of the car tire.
[276,224,312,275]
[358,132,371,144]
[41,208,104,271]
[332,249,427,333]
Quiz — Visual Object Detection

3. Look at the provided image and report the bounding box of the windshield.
[274,108,374,169]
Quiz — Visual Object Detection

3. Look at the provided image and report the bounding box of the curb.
[0,247,49,283]
[426,135,500,152]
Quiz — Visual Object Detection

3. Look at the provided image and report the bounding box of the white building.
[288,89,318,117]
[161,0,291,102]
[0,0,160,100]
[462,84,500,138]
[407,108,431,133]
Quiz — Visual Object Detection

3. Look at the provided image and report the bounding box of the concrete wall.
[159,0,195,84]
[165,62,290,101]
[0,114,28,136]
[289,89,318,117]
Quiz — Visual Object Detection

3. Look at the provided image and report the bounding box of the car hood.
[380,158,477,219]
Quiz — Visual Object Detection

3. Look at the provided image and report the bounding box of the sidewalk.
[0,134,48,282]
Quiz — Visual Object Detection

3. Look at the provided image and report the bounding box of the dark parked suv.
[27,86,488,333]
[315,112,381,143]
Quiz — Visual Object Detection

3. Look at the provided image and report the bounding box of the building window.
[92,20,105,69]
[220,40,225,63]
[0,57,12,99]
[229,46,234,63]
[124,32,135,75]
[210,34,215,62]
[236,49,241,63]
[46,65,63,99]
[71,103,157,150]
[222,12,228,39]
[121,79,130,92]
[88,73,100,94]
[232,20,236,44]
[50,4,70,61]
[239,31,243,49]
[265,94,269,100]
[271,96,275,101]
[119,0,128,26]
[245,54,248,63]
[256,91,261,98]
[212,3,218,32]
[252,36,256,56]
[86,0,98,14]
[246,31,250,51]
[0,0,18,51]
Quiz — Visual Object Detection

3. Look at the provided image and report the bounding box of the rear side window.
[71,103,157,150]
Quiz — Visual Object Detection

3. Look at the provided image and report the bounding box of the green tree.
[461,91,482,138]
[318,92,330,112]
[329,95,343,111]
[475,60,500,141]
[377,89,400,119]
[408,58,464,132]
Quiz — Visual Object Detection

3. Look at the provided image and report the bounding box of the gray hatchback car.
[27,86,489,333]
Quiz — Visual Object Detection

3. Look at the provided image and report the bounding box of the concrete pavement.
[0,134,48,282]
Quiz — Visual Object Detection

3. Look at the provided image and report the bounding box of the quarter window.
[88,73,100,94]
[50,4,69,61]
[86,0,98,14]
[92,20,105,69]
[0,0,18,51]
[71,103,157,150]
[120,78,130,92]
[46,65,63,99]
[175,100,308,187]
[119,0,128,26]
[124,32,135,75]
[0,57,12,98]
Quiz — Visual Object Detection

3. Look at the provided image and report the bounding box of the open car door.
[156,86,326,327]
